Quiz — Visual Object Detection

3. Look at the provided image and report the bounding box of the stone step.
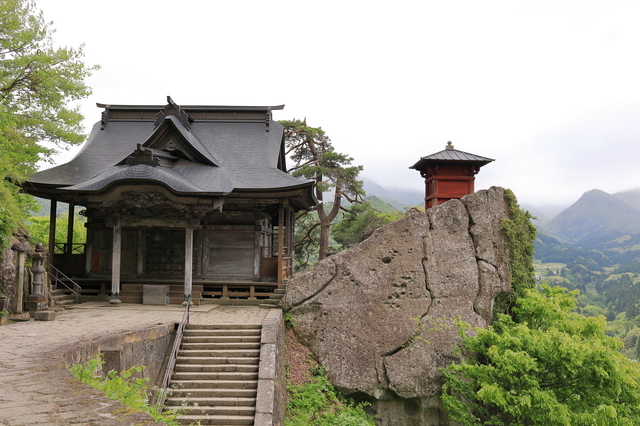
[267,293,284,300]
[171,371,258,381]
[168,404,255,416]
[186,324,262,330]
[170,379,258,390]
[183,335,261,344]
[175,363,258,373]
[168,388,257,398]
[176,356,260,365]
[165,396,255,407]
[178,349,260,358]
[181,342,260,350]
[175,414,254,425]
[183,329,261,337]
[259,303,279,309]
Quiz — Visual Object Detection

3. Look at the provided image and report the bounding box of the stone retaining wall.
[63,323,176,388]
[255,309,286,426]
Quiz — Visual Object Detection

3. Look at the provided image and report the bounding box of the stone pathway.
[0,302,269,425]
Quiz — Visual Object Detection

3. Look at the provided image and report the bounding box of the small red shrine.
[410,141,494,209]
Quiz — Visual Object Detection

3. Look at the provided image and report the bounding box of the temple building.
[410,141,494,209]
[21,97,316,304]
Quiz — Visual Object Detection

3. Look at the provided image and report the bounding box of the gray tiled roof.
[28,111,312,196]
[410,144,494,170]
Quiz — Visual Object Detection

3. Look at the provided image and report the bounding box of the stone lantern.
[26,243,49,312]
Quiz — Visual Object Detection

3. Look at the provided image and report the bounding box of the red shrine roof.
[409,141,494,170]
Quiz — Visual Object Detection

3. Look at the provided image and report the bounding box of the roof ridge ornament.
[446,141,454,150]
[125,144,160,167]
[154,96,194,130]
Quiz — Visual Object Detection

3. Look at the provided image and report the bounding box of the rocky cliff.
[283,187,511,425]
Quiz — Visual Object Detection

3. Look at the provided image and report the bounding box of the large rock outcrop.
[283,187,511,425]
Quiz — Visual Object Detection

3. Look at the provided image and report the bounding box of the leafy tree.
[332,203,402,250]
[280,119,364,262]
[0,0,98,248]
[442,284,640,426]
[26,213,86,249]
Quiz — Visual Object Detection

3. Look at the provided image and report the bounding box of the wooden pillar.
[84,224,93,275]
[109,220,122,304]
[183,226,193,305]
[48,199,57,259]
[136,228,146,275]
[277,201,284,285]
[66,201,75,254]
[287,207,295,277]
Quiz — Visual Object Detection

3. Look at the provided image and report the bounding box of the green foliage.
[442,284,640,426]
[332,202,402,250]
[286,365,375,426]
[0,0,97,248]
[494,189,537,315]
[70,356,181,425]
[25,213,86,247]
[284,312,297,329]
[0,181,36,250]
[280,119,364,262]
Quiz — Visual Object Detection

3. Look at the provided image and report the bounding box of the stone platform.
[0,302,270,425]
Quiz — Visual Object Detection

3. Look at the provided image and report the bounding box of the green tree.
[442,284,640,426]
[0,0,98,248]
[332,203,402,250]
[26,213,86,248]
[280,119,364,262]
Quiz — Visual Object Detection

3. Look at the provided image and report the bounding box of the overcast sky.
[35,0,640,209]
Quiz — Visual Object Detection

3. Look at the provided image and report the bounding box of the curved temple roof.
[24,99,316,210]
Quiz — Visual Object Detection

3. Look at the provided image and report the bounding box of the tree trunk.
[318,218,331,261]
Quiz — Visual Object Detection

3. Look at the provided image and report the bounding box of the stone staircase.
[165,323,262,425]
[50,288,76,309]
[258,282,287,309]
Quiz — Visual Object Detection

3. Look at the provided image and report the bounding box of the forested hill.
[533,187,640,266]
[531,187,640,359]
[544,189,640,243]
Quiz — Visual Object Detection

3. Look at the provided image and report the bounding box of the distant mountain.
[366,196,404,214]
[543,189,640,244]
[522,205,553,226]
[362,178,423,210]
[613,188,640,211]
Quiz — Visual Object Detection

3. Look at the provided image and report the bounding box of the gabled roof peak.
[154,96,194,130]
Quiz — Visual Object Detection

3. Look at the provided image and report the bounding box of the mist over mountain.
[362,178,423,210]
[613,188,640,211]
[543,189,640,244]
[344,177,640,252]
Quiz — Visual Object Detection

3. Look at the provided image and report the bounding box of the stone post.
[26,243,49,312]
[10,241,29,314]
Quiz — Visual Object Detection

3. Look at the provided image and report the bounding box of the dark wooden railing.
[156,296,191,408]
